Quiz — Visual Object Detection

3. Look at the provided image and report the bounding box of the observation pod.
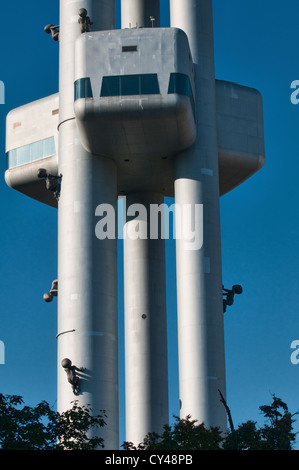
[74,28,196,163]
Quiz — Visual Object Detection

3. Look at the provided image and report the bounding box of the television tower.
[5,0,264,449]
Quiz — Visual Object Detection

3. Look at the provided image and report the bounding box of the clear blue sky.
[1,0,299,448]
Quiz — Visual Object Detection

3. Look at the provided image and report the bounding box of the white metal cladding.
[74,28,196,160]
[5,78,264,205]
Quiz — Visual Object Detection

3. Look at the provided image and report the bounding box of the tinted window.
[168,73,195,119]
[74,78,93,101]
[30,139,44,162]
[6,137,56,170]
[100,74,160,97]
[168,73,191,96]
[101,76,120,97]
[7,149,17,169]
[140,74,160,95]
[121,75,140,96]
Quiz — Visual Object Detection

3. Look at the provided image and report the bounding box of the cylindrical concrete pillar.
[59,0,115,123]
[57,0,119,449]
[170,0,227,431]
[123,192,168,445]
[121,0,160,28]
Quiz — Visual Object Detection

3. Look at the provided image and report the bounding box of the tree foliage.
[123,394,298,451]
[0,393,297,450]
[223,395,297,450]
[122,415,223,450]
[0,394,106,450]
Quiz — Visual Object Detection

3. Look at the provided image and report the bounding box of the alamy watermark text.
[95,199,204,251]
[0,81,4,104]
[0,341,5,365]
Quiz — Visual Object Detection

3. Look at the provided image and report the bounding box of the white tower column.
[123,192,169,445]
[57,0,119,449]
[121,0,168,446]
[170,0,227,431]
[121,0,160,28]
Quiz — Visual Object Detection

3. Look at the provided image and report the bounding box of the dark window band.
[74,77,93,101]
[74,73,195,120]
[6,137,56,170]
[100,74,160,97]
[168,73,196,119]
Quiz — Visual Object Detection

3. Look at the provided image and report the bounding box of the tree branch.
[218,389,234,432]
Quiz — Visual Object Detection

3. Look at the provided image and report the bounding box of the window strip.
[6,136,56,170]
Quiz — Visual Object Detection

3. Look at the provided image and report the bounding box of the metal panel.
[74,28,196,162]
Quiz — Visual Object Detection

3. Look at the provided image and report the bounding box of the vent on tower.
[122,45,138,52]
